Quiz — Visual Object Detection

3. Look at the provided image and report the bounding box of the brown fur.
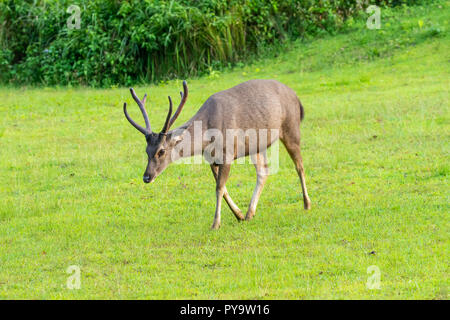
[124,79,312,229]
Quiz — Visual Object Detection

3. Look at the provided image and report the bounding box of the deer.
[123,79,311,229]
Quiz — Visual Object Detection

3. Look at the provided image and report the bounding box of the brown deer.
[123,79,311,229]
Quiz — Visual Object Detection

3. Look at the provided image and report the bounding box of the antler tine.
[168,80,188,129]
[161,96,173,135]
[128,88,151,133]
[123,103,148,135]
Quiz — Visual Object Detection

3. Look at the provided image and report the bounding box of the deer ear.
[169,132,183,146]
[168,125,189,147]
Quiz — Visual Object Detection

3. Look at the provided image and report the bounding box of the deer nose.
[143,175,151,183]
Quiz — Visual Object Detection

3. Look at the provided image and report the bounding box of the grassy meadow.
[0,3,448,299]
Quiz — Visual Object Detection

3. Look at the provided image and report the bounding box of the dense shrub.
[0,0,432,86]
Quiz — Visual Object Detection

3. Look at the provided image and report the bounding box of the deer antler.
[123,88,151,135]
[167,81,188,130]
[161,96,173,135]
[124,81,187,136]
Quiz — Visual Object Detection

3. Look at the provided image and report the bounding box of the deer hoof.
[235,211,245,221]
[245,212,255,221]
[304,201,312,210]
[211,223,220,230]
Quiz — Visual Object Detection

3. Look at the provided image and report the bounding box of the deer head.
[123,81,188,183]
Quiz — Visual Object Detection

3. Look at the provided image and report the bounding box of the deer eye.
[157,149,166,158]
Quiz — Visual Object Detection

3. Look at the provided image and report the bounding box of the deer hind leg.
[281,137,312,210]
[245,152,269,221]
[211,164,232,230]
[210,164,244,221]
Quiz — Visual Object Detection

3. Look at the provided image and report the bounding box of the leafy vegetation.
[0,2,448,299]
[0,0,433,86]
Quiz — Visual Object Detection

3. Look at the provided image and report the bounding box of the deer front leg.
[210,164,244,221]
[246,152,269,221]
[211,164,231,230]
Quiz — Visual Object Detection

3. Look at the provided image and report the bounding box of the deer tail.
[299,99,305,122]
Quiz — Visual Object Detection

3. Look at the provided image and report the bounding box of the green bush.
[0,0,433,86]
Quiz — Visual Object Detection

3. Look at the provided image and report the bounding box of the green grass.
[0,3,449,299]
